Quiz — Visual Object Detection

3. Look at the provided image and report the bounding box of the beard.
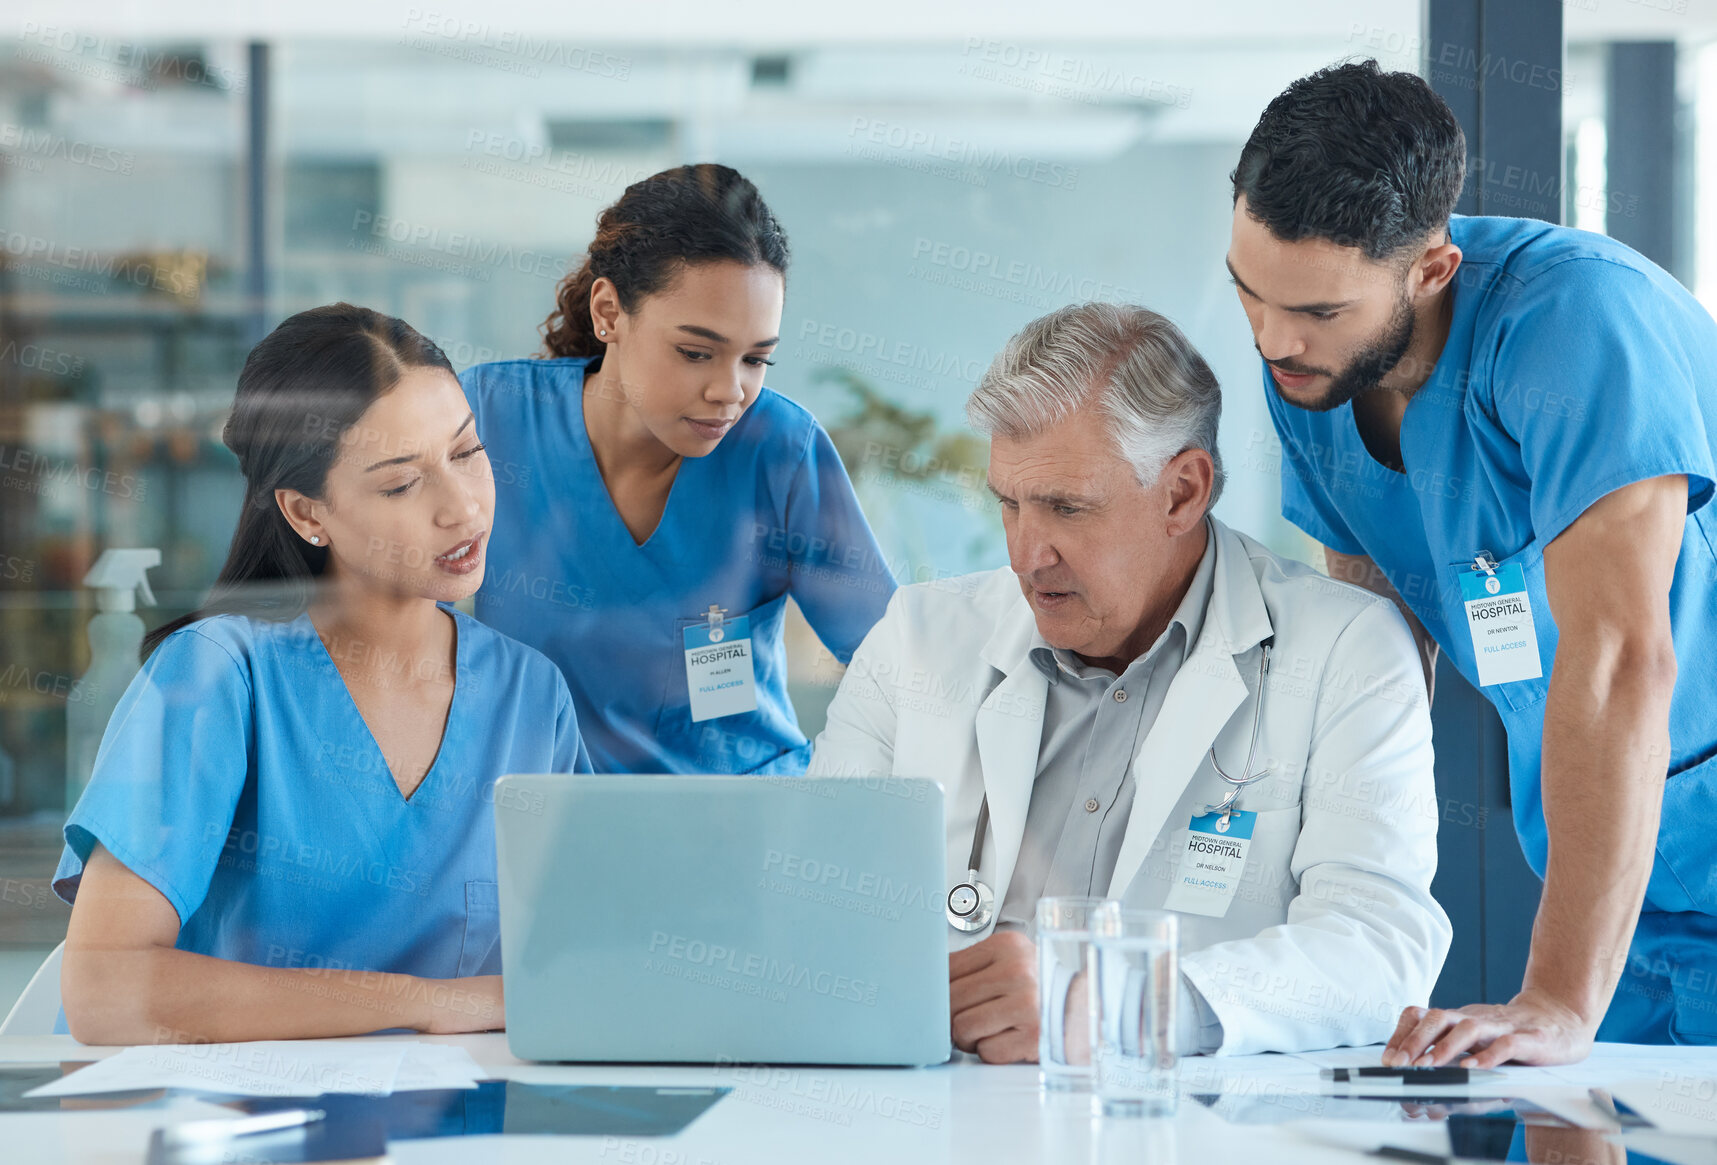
[1267,293,1417,414]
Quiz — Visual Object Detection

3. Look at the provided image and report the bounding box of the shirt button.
[1084,798,1101,813]
[1113,689,1129,702]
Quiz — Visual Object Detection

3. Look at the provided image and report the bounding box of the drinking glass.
[1089,905,1179,1117]
[1034,896,1113,1091]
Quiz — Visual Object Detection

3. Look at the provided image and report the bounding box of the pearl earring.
[599,328,607,337]
[309,536,320,545]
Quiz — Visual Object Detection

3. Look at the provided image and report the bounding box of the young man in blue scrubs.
[1227,61,1717,1064]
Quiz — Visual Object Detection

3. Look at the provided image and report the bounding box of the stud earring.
[599,328,607,337]
[309,535,320,545]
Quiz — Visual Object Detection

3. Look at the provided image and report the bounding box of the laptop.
[493,773,951,1066]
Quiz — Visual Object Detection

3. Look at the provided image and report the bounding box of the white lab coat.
[808,518,1452,1055]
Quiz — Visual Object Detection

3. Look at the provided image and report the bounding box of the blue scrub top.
[1265,216,1717,1041]
[53,605,588,984]
[463,357,896,776]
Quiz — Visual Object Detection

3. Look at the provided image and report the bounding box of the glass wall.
[0,27,1382,975]
[4,7,1715,993]
[0,33,1369,819]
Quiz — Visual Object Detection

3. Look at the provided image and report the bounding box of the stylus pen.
[160,1108,325,1147]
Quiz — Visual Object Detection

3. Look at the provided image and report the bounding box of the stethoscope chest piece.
[947,797,996,932]
[946,871,995,932]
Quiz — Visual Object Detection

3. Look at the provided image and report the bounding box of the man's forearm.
[1524,638,1674,1023]
[1381,476,1686,1069]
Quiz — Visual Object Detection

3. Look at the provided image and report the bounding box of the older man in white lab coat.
[809,303,1451,1059]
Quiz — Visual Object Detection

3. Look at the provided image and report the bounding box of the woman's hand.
[417,975,506,1034]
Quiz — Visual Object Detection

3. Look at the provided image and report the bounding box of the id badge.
[1162,810,1256,918]
[683,615,758,722]
[1459,561,1543,687]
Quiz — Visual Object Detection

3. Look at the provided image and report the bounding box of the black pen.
[1322,1066,1501,1085]
[1370,1148,1450,1165]
[1369,1146,1491,1165]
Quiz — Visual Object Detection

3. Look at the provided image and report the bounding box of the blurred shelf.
[0,590,210,609]
[0,293,254,326]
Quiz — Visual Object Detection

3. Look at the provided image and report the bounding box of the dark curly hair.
[1232,60,1466,260]
[541,164,790,357]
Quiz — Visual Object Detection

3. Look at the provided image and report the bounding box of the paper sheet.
[391,1043,484,1092]
[1179,1051,1320,1094]
[1287,1047,1390,1070]
[1544,1043,1717,1089]
[24,1041,417,1098]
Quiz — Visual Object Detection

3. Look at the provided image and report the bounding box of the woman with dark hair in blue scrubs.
[54,304,588,1044]
[465,164,896,775]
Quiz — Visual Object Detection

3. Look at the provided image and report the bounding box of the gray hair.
[965,302,1225,507]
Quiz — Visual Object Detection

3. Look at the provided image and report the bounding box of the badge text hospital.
[683,607,759,721]
[1458,558,1543,687]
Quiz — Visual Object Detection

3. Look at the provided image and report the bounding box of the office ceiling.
[12,0,1717,43]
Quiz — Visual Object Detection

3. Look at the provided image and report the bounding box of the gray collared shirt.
[999,527,1216,924]
[998,523,1225,1052]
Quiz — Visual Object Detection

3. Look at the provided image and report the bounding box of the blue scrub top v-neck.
[54,604,589,985]
[1265,214,1717,1042]
[463,357,897,776]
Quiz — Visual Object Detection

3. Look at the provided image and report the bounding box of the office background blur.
[0,0,1712,1013]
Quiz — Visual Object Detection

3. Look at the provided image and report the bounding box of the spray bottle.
[65,548,159,812]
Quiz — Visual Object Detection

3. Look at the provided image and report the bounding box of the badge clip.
[704,604,727,642]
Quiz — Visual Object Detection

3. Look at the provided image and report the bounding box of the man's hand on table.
[1383,987,1596,1068]
[949,930,1039,1063]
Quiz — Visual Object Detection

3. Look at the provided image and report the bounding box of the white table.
[4,1034,1716,1164]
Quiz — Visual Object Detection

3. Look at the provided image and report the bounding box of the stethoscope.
[1203,638,1274,827]
[944,637,1276,932]
[946,798,996,932]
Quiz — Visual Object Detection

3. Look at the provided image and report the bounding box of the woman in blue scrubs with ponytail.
[465,164,896,775]
[54,304,588,1044]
